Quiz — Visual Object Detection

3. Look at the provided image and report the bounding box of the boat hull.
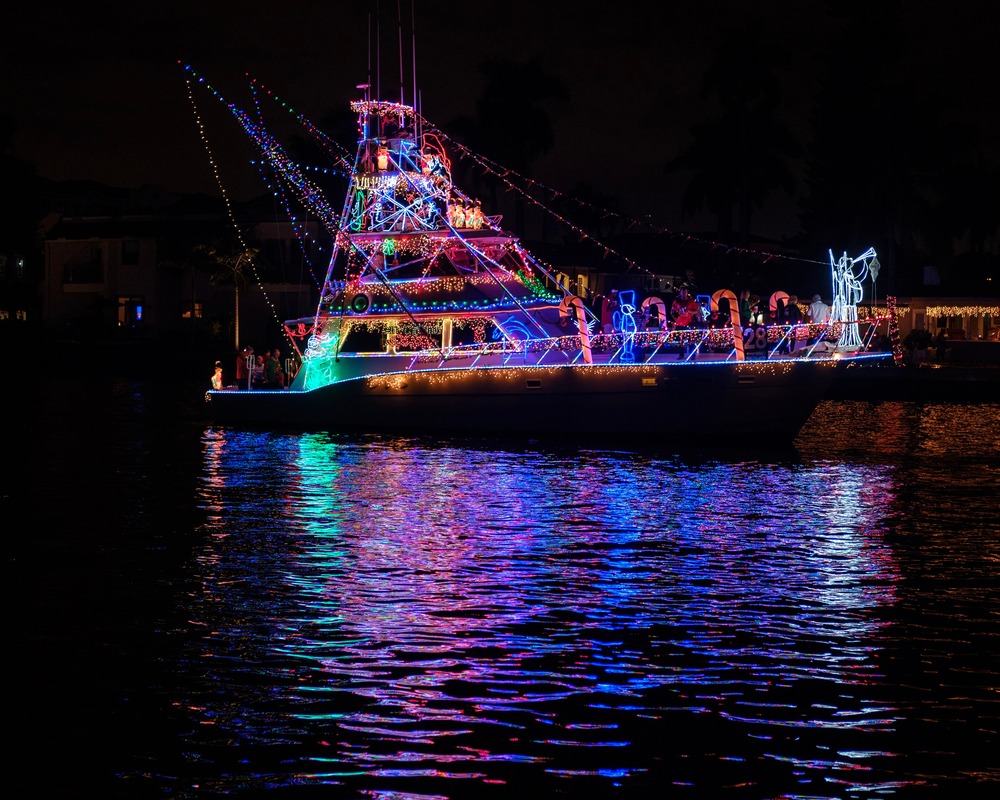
[205,359,840,443]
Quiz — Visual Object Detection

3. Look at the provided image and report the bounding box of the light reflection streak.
[190,427,908,794]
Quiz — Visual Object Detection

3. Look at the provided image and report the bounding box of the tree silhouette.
[664,22,800,246]
[191,242,259,351]
[446,57,568,236]
[944,153,1000,257]
[796,1,955,295]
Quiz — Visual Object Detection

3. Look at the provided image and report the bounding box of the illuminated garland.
[351,235,436,257]
[386,333,436,350]
[857,305,908,318]
[516,268,550,297]
[365,359,814,391]
[338,272,561,309]
[188,66,911,370]
[183,66,297,352]
[350,317,488,336]
[384,324,847,363]
[350,100,414,119]
[926,305,1000,316]
[415,113,832,295]
[886,296,904,366]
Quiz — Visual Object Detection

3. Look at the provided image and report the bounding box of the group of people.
[736,290,834,353]
[597,286,834,343]
[215,345,288,390]
[599,286,707,334]
[738,290,831,328]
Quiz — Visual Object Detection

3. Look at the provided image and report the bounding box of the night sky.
[5,0,997,245]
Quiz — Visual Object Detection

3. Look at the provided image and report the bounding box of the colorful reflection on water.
[21,372,997,797]
[177,409,956,798]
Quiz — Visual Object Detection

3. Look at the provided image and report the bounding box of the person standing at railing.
[251,355,266,389]
[738,289,752,327]
[601,289,619,335]
[265,349,285,388]
[670,287,693,328]
[235,345,253,390]
[782,295,803,353]
[807,293,831,345]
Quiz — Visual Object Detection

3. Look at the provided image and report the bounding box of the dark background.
[4,0,998,290]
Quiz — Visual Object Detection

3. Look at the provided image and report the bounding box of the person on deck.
[601,289,619,335]
[265,349,285,388]
[251,354,266,389]
[738,289,752,328]
[807,293,832,345]
[808,294,831,325]
[211,362,224,390]
[781,295,803,353]
[236,345,253,389]
[670,287,690,327]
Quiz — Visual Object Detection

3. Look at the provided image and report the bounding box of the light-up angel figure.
[829,247,878,349]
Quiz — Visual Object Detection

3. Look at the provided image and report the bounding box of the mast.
[375,3,382,110]
[397,0,405,107]
[410,0,418,133]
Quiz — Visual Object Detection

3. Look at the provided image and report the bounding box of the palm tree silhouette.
[446,57,568,236]
[664,23,800,246]
[192,242,259,351]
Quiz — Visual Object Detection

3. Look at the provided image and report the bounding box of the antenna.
[397,0,405,107]
[410,0,417,121]
[376,0,382,106]
[366,12,372,101]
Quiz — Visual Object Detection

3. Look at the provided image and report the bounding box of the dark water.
[13,374,1000,799]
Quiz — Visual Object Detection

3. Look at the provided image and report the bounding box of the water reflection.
[183,422,919,796]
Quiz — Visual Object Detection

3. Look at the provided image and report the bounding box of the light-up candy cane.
[640,296,668,330]
[711,289,745,361]
[559,295,593,364]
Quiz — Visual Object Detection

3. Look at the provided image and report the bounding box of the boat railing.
[400,321,877,371]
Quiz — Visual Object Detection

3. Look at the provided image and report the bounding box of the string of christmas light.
[183,64,344,234]
[186,67,899,377]
[858,305,909,318]
[362,358,825,393]
[249,76,355,164]
[370,322,848,362]
[415,114,830,270]
[421,121,655,294]
[926,304,999,317]
[886,296,904,365]
[352,234,437,257]
[182,66,295,351]
[190,64,878,303]
[244,80,336,291]
[246,141,325,289]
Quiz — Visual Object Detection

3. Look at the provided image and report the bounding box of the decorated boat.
[192,70,892,442]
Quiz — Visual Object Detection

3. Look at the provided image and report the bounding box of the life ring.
[350,292,372,314]
[640,296,668,329]
[711,289,744,361]
[559,295,593,364]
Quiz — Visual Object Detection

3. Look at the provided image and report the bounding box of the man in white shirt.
[807,294,832,348]
[808,294,831,325]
